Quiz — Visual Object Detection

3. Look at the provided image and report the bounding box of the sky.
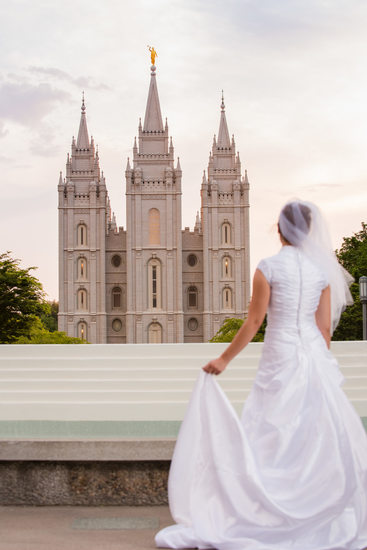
[0,0,367,300]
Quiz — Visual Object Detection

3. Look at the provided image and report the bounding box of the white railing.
[0,342,366,421]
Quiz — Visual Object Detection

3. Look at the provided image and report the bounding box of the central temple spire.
[217,91,230,149]
[143,66,164,132]
[77,92,90,149]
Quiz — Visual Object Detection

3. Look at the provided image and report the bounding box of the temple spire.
[143,66,164,131]
[194,211,202,232]
[217,91,230,149]
[77,92,90,149]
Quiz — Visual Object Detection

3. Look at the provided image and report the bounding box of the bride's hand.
[202,356,227,375]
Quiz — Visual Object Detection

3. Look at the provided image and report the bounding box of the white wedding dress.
[156,246,367,550]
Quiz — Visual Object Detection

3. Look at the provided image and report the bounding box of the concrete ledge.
[0,438,176,461]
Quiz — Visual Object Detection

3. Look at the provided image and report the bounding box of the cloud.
[0,80,69,127]
[301,183,344,191]
[29,127,62,157]
[0,154,12,163]
[28,66,110,91]
[0,121,8,138]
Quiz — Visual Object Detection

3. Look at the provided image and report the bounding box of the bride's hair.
[278,201,312,245]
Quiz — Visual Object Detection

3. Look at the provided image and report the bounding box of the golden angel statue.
[148,46,157,66]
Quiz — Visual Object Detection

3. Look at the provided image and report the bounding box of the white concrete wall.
[0,342,366,421]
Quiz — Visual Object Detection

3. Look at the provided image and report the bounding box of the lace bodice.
[258,246,328,339]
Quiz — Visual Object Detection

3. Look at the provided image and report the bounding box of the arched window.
[221,222,231,245]
[148,258,161,309]
[78,224,87,246]
[149,208,160,245]
[112,287,122,309]
[78,321,87,341]
[222,256,232,278]
[188,286,198,308]
[148,322,162,344]
[78,257,87,280]
[223,287,232,309]
[77,289,87,310]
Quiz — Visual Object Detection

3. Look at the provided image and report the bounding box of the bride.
[155,200,367,550]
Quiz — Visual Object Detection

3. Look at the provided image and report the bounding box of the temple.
[58,65,250,343]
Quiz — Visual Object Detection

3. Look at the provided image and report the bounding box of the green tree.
[0,252,49,343]
[332,223,367,341]
[251,317,267,342]
[332,284,362,341]
[210,317,267,343]
[40,300,59,332]
[15,318,86,344]
[210,318,244,342]
[336,222,367,280]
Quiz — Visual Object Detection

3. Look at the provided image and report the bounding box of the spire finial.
[244,169,249,184]
[221,90,225,111]
[82,91,86,112]
[148,45,158,67]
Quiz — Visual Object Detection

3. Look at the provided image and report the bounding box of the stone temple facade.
[58,65,250,343]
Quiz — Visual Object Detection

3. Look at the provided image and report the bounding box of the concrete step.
[0,364,367,379]
[1,397,366,421]
[0,367,259,380]
[0,377,256,391]
[1,376,366,392]
[0,343,262,359]
[0,401,205,421]
[344,388,367,399]
[342,375,367,388]
[0,357,260,370]
[0,384,365,400]
[0,387,251,402]
[0,340,365,357]
[0,351,364,363]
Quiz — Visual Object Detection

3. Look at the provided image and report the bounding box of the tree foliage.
[40,300,59,332]
[15,318,86,344]
[336,222,367,281]
[0,252,49,343]
[0,253,85,344]
[332,222,367,340]
[210,318,244,342]
[210,317,267,343]
[332,283,362,341]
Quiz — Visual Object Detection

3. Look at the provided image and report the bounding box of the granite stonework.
[0,461,169,506]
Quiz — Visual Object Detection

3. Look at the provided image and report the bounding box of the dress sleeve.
[321,269,329,290]
[257,258,272,283]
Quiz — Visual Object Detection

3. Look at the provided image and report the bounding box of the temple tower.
[125,64,184,343]
[58,98,109,342]
[201,94,250,340]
